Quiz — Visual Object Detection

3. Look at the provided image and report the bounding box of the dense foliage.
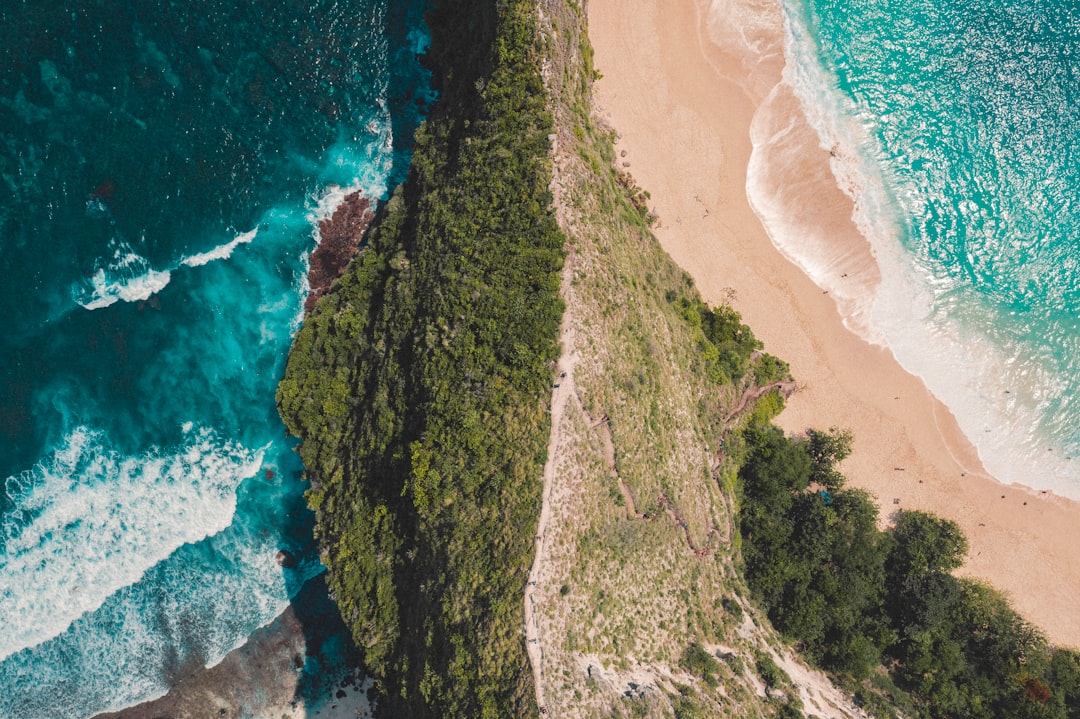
[668,292,771,386]
[738,421,1080,718]
[277,0,563,716]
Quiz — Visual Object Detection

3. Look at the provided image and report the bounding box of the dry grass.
[532,1,770,717]
[528,2,872,718]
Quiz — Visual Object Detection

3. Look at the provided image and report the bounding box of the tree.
[889,510,967,578]
[805,427,852,491]
[886,510,967,626]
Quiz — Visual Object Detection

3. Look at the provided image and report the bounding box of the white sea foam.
[872,285,1080,496]
[0,528,312,718]
[775,4,1080,493]
[288,265,312,336]
[307,182,364,230]
[706,0,786,97]
[745,83,888,344]
[731,0,903,346]
[0,425,263,661]
[77,243,173,310]
[180,228,258,267]
[77,228,263,311]
[313,112,395,211]
[736,0,1080,494]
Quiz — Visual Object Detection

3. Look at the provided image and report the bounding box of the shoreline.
[587,0,1080,648]
[93,576,372,719]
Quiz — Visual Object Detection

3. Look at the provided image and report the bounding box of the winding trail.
[591,375,797,556]
[722,378,797,428]
[524,309,799,712]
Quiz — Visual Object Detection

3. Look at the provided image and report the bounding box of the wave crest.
[180,228,259,268]
[75,241,172,310]
[0,425,263,661]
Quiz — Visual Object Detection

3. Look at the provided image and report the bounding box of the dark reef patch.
[306,192,376,314]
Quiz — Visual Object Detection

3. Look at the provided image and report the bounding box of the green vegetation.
[276,0,1080,716]
[737,418,1080,718]
[668,293,766,387]
[672,694,710,719]
[277,0,562,716]
[752,649,787,691]
[680,643,723,688]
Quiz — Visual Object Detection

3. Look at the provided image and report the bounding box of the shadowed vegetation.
[278,0,562,716]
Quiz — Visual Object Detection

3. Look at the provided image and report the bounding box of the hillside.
[277,0,562,715]
[275,0,866,715]
[523,1,868,716]
[278,0,1080,717]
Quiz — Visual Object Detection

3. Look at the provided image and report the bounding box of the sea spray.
[744,76,888,343]
[710,0,898,343]
[77,241,174,310]
[0,426,261,662]
[180,228,259,268]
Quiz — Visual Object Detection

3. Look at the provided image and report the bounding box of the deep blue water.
[0,2,431,715]
[772,0,1080,493]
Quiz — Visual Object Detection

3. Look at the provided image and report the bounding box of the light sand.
[587,0,1080,649]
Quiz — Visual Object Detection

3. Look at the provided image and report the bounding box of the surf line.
[77,229,260,311]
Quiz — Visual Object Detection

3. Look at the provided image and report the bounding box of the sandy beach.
[587,0,1080,649]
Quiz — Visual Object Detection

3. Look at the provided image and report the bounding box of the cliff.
[278,0,1080,717]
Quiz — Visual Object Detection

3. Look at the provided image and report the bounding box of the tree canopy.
[277,0,563,716]
[738,421,1080,717]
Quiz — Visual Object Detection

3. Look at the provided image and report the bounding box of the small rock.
[276,550,297,568]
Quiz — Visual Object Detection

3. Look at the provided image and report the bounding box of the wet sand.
[94,577,372,719]
[588,0,1080,648]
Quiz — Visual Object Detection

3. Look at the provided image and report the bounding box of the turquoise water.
[0,2,431,716]
[773,0,1080,493]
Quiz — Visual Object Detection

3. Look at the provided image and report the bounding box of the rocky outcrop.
[305,191,376,313]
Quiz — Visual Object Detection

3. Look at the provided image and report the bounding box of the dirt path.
[525,356,800,708]
[722,378,797,428]
[524,333,803,713]
[524,251,579,715]
[588,375,797,558]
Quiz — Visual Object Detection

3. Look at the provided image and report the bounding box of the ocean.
[740,0,1080,496]
[0,1,431,716]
